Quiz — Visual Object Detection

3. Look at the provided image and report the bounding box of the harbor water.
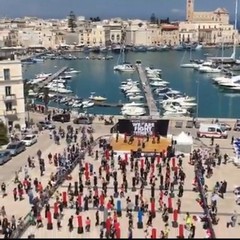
[23,47,240,118]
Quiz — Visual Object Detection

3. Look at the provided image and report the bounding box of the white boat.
[198,66,222,73]
[122,102,145,108]
[65,68,80,75]
[180,62,199,68]
[89,94,107,101]
[82,100,94,108]
[148,77,162,81]
[195,44,203,50]
[150,81,168,87]
[163,109,189,117]
[162,100,197,110]
[145,67,162,73]
[61,75,72,80]
[125,86,142,94]
[114,64,135,72]
[129,95,144,100]
[35,73,52,78]
[122,106,146,116]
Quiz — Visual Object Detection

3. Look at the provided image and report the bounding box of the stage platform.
[110,134,171,153]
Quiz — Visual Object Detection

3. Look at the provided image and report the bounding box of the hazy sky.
[0,0,237,20]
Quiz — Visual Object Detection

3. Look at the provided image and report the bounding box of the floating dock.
[136,65,159,117]
[38,66,68,89]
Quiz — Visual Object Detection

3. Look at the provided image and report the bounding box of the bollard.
[172,209,178,228]
[62,192,67,207]
[53,202,59,219]
[85,170,89,185]
[77,215,84,234]
[85,162,89,172]
[99,194,105,211]
[151,198,156,218]
[116,200,122,217]
[168,197,173,213]
[47,211,53,230]
[77,195,83,212]
[74,181,78,196]
[178,224,184,238]
[137,210,143,229]
[151,228,157,239]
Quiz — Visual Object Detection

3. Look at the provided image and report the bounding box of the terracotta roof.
[161,24,178,30]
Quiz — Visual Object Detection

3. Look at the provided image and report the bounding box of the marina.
[136,65,159,117]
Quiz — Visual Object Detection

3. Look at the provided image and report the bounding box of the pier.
[136,65,159,117]
[20,52,46,62]
[38,66,68,89]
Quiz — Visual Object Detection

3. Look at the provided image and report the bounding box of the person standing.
[68,215,74,232]
[95,210,99,226]
[1,182,6,198]
[57,215,62,230]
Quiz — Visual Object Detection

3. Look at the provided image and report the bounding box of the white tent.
[174,131,193,153]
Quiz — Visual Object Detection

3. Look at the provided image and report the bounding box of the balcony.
[3,94,16,102]
[4,109,17,116]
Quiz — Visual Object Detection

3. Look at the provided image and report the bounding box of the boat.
[163,109,189,117]
[89,93,107,101]
[61,75,72,80]
[129,95,144,100]
[36,73,52,79]
[150,81,168,87]
[198,66,222,73]
[122,102,145,108]
[114,45,135,72]
[65,68,80,74]
[121,106,146,116]
[82,100,95,108]
[112,44,122,53]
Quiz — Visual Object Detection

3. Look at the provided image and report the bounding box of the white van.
[197,123,228,139]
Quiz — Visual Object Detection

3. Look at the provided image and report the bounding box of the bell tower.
[186,0,194,22]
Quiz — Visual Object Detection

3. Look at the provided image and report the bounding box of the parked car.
[218,122,232,131]
[0,150,12,165]
[52,113,71,123]
[73,117,92,125]
[234,120,240,131]
[6,141,26,156]
[38,121,56,130]
[22,134,37,146]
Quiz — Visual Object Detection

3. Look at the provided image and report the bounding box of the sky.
[0,0,237,20]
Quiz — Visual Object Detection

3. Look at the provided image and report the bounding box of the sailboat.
[113,46,135,72]
[180,50,199,68]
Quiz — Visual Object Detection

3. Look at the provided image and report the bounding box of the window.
[5,102,12,111]
[5,86,11,96]
[3,69,10,81]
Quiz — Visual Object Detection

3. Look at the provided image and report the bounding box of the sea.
[22,47,240,118]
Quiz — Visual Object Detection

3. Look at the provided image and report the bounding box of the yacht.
[198,66,222,73]
[145,67,162,73]
[122,102,145,108]
[82,100,95,108]
[129,95,144,100]
[61,75,72,80]
[114,64,135,72]
[162,100,197,110]
[121,106,146,116]
[150,81,168,87]
[163,109,189,117]
[148,77,162,81]
[180,62,199,68]
[162,93,196,102]
[89,93,107,101]
[65,68,80,74]
[194,61,213,70]
[36,73,52,79]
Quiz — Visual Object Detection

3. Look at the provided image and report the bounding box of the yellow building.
[186,0,229,24]
[0,56,25,128]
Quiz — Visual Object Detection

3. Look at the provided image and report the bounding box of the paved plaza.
[0,113,240,238]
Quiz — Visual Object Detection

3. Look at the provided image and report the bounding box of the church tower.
[186,0,194,22]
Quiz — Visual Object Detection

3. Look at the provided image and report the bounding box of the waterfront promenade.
[136,65,159,117]
[0,112,240,238]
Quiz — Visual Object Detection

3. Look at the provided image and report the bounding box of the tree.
[0,122,9,146]
[43,87,50,114]
[68,11,77,32]
[150,13,156,24]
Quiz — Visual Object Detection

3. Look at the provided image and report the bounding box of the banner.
[117,119,169,136]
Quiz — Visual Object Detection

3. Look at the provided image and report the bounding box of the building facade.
[0,56,25,128]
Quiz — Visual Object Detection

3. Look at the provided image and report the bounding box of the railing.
[3,94,16,102]
[10,135,108,238]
